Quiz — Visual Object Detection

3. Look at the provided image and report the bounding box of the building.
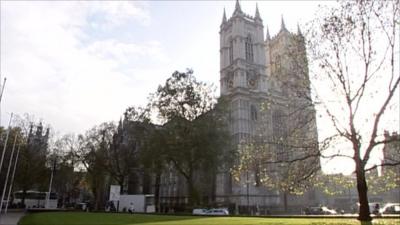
[126,1,320,214]
[382,131,400,175]
[378,131,400,203]
[216,1,319,213]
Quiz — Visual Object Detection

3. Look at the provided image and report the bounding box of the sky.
[1,1,398,174]
[0,0,328,133]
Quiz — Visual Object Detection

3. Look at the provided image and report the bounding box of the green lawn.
[18,212,400,225]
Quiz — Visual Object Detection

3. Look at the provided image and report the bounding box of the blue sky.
[1,1,397,174]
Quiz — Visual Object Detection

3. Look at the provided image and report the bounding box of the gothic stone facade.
[216,1,319,213]
[155,1,320,214]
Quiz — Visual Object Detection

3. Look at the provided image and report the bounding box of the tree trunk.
[118,178,124,194]
[187,177,199,206]
[355,160,372,222]
[21,189,27,207]
[92,186,98,210]
[283,191,288,213]
[154,172,161,212]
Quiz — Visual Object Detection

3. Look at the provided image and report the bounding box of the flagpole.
[0,78,7,103]
[0,113,13,176]
[0,77,7,127]
[0,134,18,215]
[45,155,55,209]
[5,142,21,214]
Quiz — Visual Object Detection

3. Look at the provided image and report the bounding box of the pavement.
[0,212,25,225]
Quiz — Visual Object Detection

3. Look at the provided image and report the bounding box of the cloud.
[86,40,168,65]
[87,1,151,28]
[1,1,165,133]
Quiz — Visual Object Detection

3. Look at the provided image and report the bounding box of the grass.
[18,212,400,225]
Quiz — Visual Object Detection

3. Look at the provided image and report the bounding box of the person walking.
[128,202,134,214]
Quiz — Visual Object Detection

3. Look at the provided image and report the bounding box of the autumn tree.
[232,26,320,212]
[307,0,400,221]
[232,101,320,212]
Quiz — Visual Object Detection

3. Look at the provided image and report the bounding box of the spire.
[255,3,261,20]
[233,0,242,16]
[45,127,50,139]
[297,23,303,36]
[222,8,227,24]
[281,15,287,31]
[266,26,271,41]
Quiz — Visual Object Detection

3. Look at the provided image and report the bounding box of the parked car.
[192,208,208,215]
[305,206,337,215]
[76,202,90,211]
[206,208,229,215]
[380,203,400,214]
[358,202,382,215]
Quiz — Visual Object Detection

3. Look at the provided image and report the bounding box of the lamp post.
[46,153,57,209]
[246,170,250,215]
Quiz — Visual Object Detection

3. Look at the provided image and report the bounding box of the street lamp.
[246,170,250,215]
[46,153,57,209]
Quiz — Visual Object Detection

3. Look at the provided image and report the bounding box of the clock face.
[227,72,234,89]
[248,78,256,88]
[228,79,233,88]
[247,71,258,89]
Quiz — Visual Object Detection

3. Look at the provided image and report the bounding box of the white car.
[380,203,400,214]
[192,208,208,215]
[206,208,229,215]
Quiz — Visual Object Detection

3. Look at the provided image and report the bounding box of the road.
[0,212,25,225]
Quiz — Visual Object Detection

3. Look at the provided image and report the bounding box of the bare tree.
[307,0,400,221]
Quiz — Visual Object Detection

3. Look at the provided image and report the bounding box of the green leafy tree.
[107,107,153,194]
[77,123,113,210]
[314,173,356,196]
[52,134,85,206]
[13,120,50,206]
[232,92,319,212]
[366,170,400,195]
[150,70,230,205]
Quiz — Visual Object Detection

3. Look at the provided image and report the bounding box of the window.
[229,39,234,64]
[245,36,254,62]
[227,72,234,88]
[250,105,257,121]
[275,55,281,72]
[272,110,288,161]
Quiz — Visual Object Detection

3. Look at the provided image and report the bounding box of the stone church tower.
[220,1,268,144]
[217,1,319,213]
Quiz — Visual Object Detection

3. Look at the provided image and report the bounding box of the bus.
[13,190,58,209]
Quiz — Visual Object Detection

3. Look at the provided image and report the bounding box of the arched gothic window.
[275,55,281,73]
[250,105,257,121]
[245,36,254,62]
[227,71,234,88]
[272,110,288,161]
[229,39,234,64]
